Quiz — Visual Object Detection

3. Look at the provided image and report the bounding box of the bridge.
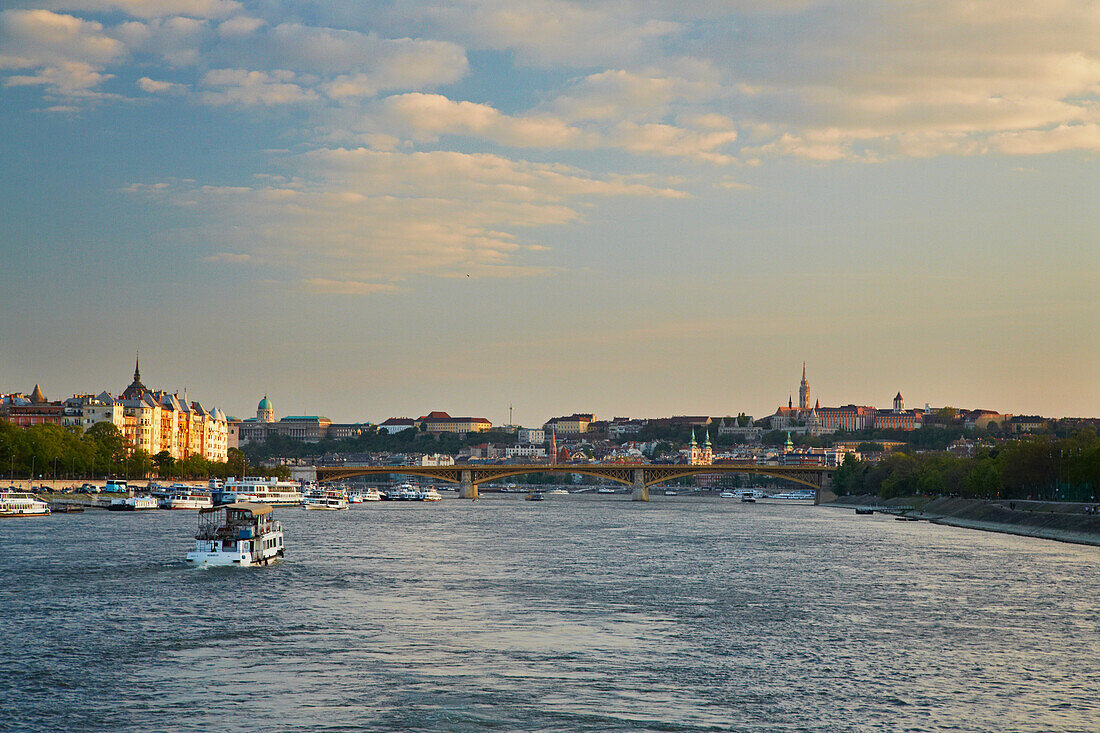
[314,463,835,503]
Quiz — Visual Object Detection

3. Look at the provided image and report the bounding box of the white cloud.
[127,148,685,285]
[41,0,241,20]
[410,0,681,67]
[217,15,263,37]
[199,68,317,106]
[0,9,125,71]
[5,60,112,96]
[136,76,186,93]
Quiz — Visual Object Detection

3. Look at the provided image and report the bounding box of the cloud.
[199,68,317,106]
[5,60,113,96]
[0,8,125,69]
[409,0,681,67]
[127,148,685,285]
[201,251,250,263]
[41,0,242,20]
[136,76,186,93]
[301,278,401,295]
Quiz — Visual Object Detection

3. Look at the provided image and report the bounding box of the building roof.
[258,395,273,410]
[30,384,46,403]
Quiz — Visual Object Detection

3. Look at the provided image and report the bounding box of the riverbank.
[828,494,1100,547]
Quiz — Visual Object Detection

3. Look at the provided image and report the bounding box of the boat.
[385,483,418,501]
[108,495,159,511]
[1,491,51,517]
[419,487,443,502]
[719,491,736,498]
[855,507,874,515]
[302,488,349,510]
[524,491,545,501]
[213,476,303,507]
[159,491,214,510]
[664,490,678,496]
[546,488,569,495]
[348,493,364,504]
[597,487,616,494]
[186,502,284,567]
[359,488,382,502]
[740,495,756,503]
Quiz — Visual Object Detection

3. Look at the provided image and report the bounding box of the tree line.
[0,420,285,482]
[832,428,1100,502]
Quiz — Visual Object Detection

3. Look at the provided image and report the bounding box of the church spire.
[133,352,141,383]
[798,361,810,410]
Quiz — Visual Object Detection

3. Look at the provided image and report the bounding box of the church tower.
[798,362,810,410]
[893,392,904,413]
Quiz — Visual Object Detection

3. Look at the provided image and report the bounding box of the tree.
[153,450,175,479]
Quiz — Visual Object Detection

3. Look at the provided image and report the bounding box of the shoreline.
[827,495,1100,548]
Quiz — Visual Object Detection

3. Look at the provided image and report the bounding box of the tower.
[121,353,148,400]
[257,395,275,423]
[798,362,810,410]
[703,428,713,464]
[689,428,700,464]
[893,392,904,413]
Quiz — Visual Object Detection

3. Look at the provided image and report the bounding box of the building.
[416,411,492,434]
[684,428,714,465]
[873,393,924,431]
[542,413,595,434]
[518,427,545,444]
[1010,415,1048,433]
[378,417,416,434]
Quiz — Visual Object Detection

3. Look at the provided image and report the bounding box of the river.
[2,494,1097,732]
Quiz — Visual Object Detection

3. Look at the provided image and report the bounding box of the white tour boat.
[546,488,570,495]
[0,491,51,517]
[419,487,443,502]
[108,495,159,511]
[186,502,284,567]
[159,491,214,510]
[359,488,382,502]
[213,476,303,507]
[302,488,349,510]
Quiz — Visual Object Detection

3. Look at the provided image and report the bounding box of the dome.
[258,395,273,410]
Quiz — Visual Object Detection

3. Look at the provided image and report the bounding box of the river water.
[2,494,1097,732]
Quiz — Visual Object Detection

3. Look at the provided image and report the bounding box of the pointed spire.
[690,427,697,447]
[30,384,46,404]
[788,395,793,409]
[802,361,806,380]
[134,352,141,382]
[704,429,711,448]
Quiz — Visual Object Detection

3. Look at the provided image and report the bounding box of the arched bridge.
[314,463,835,503]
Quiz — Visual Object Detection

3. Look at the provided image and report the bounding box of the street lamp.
[31,455,36,484]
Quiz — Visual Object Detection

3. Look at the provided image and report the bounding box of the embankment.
[828,495,1100,547]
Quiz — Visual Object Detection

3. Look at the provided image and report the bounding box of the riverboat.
[420,487,443,502]
[597,487,617,494]
[855,507,875,515]
[546,488,569,495]
[186,502,284,567]
[213,477,303,507]
[719,491,736,498]
[159,491,214,510]
[0,491,51,517]
[359,488,382,502]
[385,484,418,501]
[524,491,545,501]
[108,495,159,511]
[740,495,756,503]
[302,486,349,510]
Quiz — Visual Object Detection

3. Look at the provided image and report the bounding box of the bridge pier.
[459,470,479,500]
[632,468,648,502]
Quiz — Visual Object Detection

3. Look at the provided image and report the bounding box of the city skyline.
[2,1,1098,423]
[0,358,1082,428]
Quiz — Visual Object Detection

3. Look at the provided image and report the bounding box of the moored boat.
[420,487,443,502]
[213,476,303,507]
[186,502,284,567]
[160,491,214,510]
[302,488,349,510]
[1,491,51,517]
[359,488,382,502]
[108,495,159,511]
[524,491,545,501]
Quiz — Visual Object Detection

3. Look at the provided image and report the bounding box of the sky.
[1,0,1098,426]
